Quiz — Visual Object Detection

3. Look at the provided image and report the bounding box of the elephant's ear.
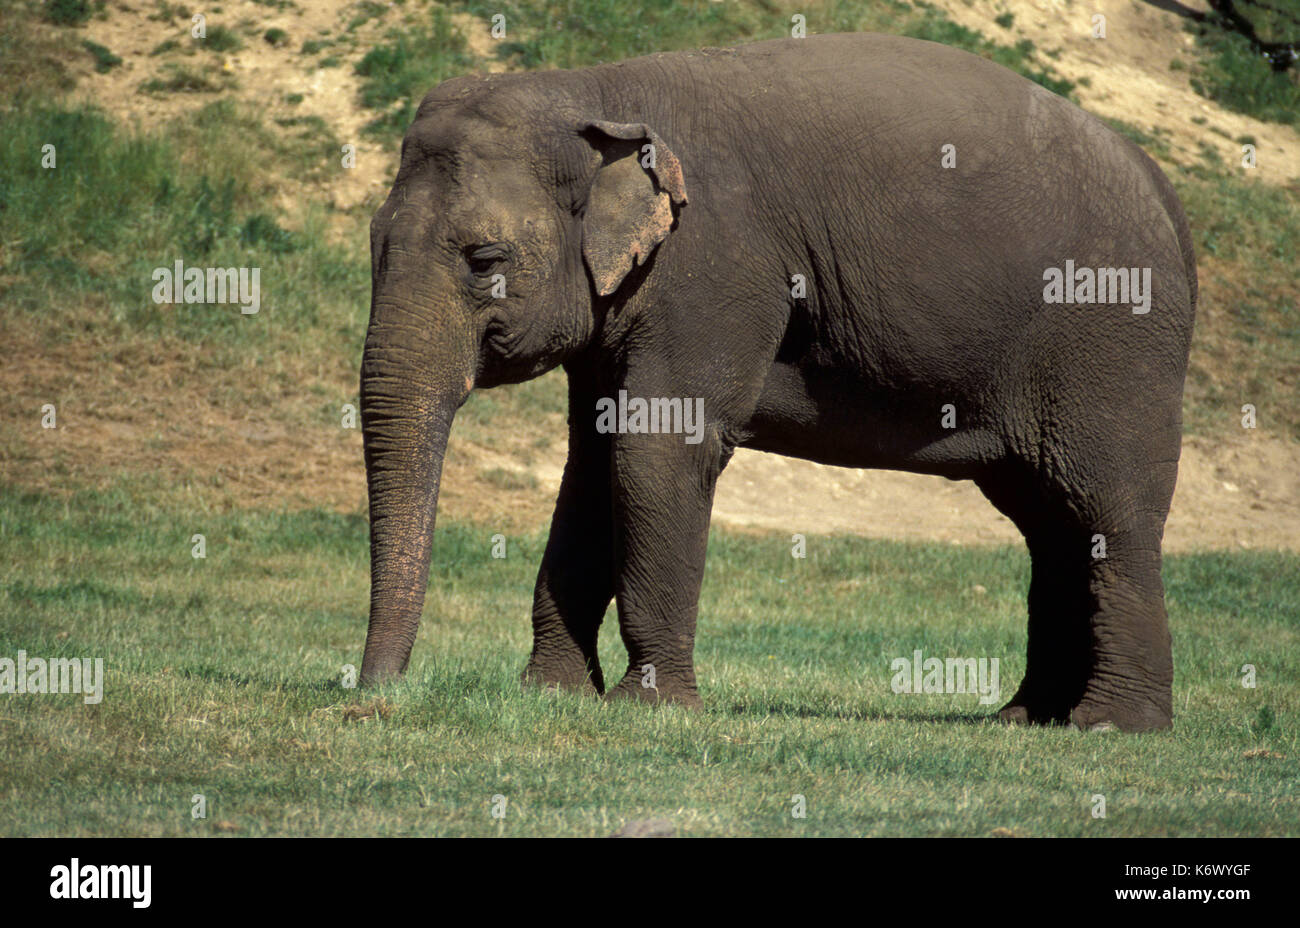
[578,120,687,297]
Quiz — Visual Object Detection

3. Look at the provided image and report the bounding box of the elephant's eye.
[465,244,510,279]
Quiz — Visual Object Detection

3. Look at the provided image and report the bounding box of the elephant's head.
[358,74,688,683]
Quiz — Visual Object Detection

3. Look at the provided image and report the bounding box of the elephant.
[358,32,1197,732]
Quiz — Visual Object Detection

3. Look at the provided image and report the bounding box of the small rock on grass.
[610,818,675,838]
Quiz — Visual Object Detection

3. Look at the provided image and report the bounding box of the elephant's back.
[583,33,1196,360]
[607,32,1055,125]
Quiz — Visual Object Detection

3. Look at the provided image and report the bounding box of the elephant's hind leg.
[977,446,1176,732]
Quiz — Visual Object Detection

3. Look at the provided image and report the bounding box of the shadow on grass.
[167,665,1017,726]
[724,701,1000,726]
[172,666,356,696]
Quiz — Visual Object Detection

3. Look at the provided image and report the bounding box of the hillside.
[2,0,1297,551]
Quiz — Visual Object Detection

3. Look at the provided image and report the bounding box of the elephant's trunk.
[358,289,474,685]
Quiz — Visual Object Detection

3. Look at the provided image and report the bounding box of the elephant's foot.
[996,699,1069,727]
[998,682,1171,732]
[1067,689,1172,732]
[996,702,1033,726]
[996,678,1076,727]
[521,656,604,696]
[606,671,702,709]
[359,647,411,687]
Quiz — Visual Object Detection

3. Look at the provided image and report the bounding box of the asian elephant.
[358,32,1197,732]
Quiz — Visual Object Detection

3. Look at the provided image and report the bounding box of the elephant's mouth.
[485,315,515,354]
[477,311,547,386]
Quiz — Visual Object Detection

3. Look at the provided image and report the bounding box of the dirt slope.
[712,439,1300,551]
[926,0,1300,183]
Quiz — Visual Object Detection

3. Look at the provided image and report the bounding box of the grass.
[45,0,97,27]
[355,6,474,137]
[454,0,771,72]
[81,39,121,73]
[347,0,391,33]
[139,63,231,94]
[196,25,245,54]
[0,99,367,497]
[899,1,1074,99]
[147,0,190,23]
[353,0,1077,141]
[1,486,1296,836]
[0,101,355,348]
[1189,1,1300,125]
[1173,154,1300,439]
[1,3,79,101]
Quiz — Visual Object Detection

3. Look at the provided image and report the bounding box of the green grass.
[1189,1,1300,125]
[0,101,360,357]
[81,39,121,73]
[147,0,190,23]
[354,0,1077,140]
[45,0,97,27]
[347,0,390,32]
[1,486,1295,836]
[1,3,79,101]
[900,1,1074,99]
[196,25,245,54]
[1103,117,1172,159]
[139,63,231,93]
[355,6,473,137]
[454,0,769,72]
[1173,155,1300,439]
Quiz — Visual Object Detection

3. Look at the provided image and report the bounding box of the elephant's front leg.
[521,393,614,695]
[605,427,724,708]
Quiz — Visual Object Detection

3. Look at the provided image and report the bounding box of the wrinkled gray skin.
[359,33,1196,732]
